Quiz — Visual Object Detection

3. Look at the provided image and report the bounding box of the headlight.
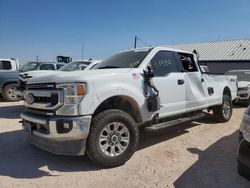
[240,107,250,142]
[57,83,86,104]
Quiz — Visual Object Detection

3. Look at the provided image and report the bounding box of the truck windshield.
[59,61,90,71]
[19,62,40,72]
[94,49,152,69]
[225,71,250,81]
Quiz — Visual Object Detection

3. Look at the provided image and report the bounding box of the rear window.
[0,61,12,70]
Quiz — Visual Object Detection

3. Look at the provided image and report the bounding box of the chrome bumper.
[21,111,91,155]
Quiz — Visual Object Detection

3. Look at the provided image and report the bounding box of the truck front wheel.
[213,95,232,122]
[2,83,20,102]
[86,109,139,167]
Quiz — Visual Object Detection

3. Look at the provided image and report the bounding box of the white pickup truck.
[0,58,19,70]
[21,47,237,167]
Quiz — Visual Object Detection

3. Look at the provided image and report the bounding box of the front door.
[149,50,186,117]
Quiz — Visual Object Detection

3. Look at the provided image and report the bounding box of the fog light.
[63,122,70,129]
[56,120,73,134]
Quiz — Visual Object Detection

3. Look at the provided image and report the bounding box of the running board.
[144,113,206,131]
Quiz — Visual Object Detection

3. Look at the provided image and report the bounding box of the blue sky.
[0,0,250,64]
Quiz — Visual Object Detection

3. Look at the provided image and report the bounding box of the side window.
[56,64,64,70]
[39,64,55,70]
[178,53,198,72]
[150,51,178,77]
[1,61,12,70]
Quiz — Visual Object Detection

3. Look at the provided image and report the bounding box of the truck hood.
[238,81,250,88]
[27,69,137,84]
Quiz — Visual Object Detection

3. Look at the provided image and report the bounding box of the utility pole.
[134,36,137,49]
[81,43,84,60]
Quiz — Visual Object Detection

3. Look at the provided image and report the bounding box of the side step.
[144,113,206,132]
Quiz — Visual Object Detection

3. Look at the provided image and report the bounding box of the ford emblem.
[25,93,34,104]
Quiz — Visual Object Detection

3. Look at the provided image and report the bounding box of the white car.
[21,47,237,167]
[225,70,250,105]
[17,60,101,97]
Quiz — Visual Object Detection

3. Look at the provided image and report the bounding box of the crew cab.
[21,47,237,167]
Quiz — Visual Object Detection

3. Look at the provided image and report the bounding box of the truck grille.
[24,83,63,115]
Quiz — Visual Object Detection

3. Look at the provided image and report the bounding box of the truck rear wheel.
[86,109,139,167]
[2,83,20,102]
[213,95,232,122]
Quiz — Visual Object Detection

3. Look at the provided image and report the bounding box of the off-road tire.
[238,161,250,180]
[86,109,139,167]
[2,83,20,102]
[213,95,232,122]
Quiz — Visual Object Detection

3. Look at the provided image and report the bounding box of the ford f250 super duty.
[20,47,237,167]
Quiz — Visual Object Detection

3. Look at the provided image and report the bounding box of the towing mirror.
[144,65,154,79]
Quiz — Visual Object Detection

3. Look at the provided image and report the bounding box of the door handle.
[177,79,185,85]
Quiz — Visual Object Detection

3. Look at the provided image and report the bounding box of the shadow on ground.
[173,131,250,188]
[0,104,24,119]
[0,130,100,179]
[139,122,200,150]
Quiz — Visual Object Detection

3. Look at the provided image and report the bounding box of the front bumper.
[21,111,91,155]
[237,140,250,180]
[237,90,250,102]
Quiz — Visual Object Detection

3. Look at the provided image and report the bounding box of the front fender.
[78,80,153,122]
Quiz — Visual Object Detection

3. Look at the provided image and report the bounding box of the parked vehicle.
[0,61,64,101]
[0,71,20,101]
[238,104,250,180]
[21,47,237,167]
[19,61,65,72]
[0,58,19,70]
[17,60,101,97]
[225,70,250,105]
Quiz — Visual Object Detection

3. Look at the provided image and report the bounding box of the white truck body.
[225,70,250,104]
[0,58,19,70]
[21,47,237,166]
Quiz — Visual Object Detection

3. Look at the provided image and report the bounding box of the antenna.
[134,35,152,48]
[134,36,137,49]
[81,43,84,60]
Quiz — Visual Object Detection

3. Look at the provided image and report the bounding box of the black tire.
[2,83,20,102]
[86,109,139,167]
[212,95,232,122]
[238,161,250,180]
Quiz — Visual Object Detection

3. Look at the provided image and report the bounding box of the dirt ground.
[0,100,249,188]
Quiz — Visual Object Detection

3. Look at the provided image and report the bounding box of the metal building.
[168,39,250,73]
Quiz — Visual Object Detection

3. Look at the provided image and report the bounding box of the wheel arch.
[93,95,143,123]
[223,86,231,99]
[3,81,18,89]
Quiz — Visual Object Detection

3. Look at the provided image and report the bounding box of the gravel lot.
[0,100,249,188]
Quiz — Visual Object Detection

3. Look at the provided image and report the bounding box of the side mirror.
[144,64,154,79]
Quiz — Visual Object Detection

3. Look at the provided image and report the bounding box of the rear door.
[177,53,208,110]
[149,50,186,117]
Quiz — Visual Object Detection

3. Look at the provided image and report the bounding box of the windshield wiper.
[98,65,121,69]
